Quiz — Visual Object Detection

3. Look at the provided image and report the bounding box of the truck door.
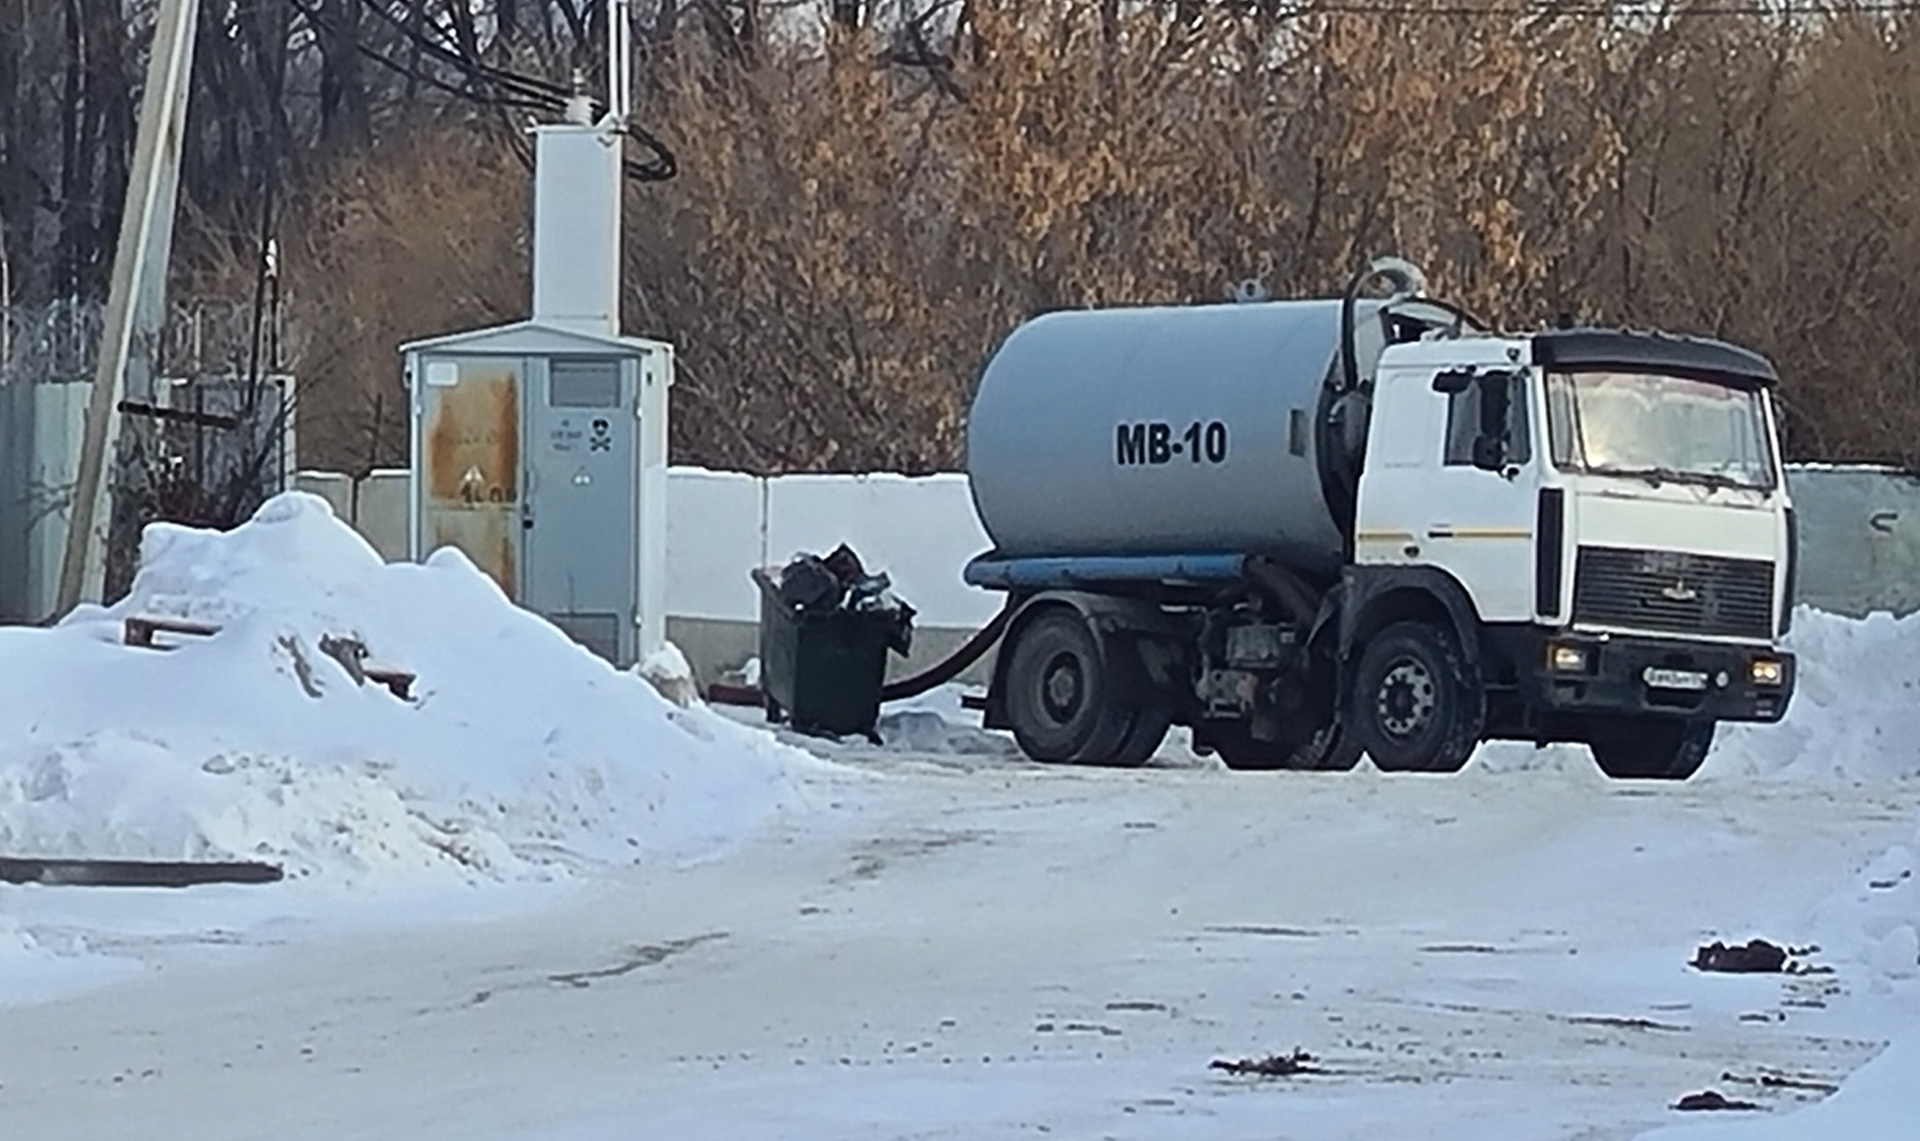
[1420,368,1539,622]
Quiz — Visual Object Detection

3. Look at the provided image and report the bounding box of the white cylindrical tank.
[965,294,1463,576]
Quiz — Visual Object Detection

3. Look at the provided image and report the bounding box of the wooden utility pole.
[55,0,198,612]
[0,213,11,368]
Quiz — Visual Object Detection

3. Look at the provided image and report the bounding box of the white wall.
[664,468,765,621]
[762,472,996,627]
[668,467,996,628]
[317,465,998,630]
[293,470,353,522]
[1785,464,1920,618]
[356,469,411,563]
[191,463,1920,629]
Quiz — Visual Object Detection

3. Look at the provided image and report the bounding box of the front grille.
[1572,546,1775,640]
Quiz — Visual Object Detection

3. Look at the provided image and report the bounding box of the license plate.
[1643,667,1708,691]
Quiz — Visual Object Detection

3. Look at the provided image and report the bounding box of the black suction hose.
[703,596,1018,708]
[879,596,1018,703]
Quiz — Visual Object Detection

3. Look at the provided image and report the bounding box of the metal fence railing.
[0,298,293,388]
[0,299,101,386]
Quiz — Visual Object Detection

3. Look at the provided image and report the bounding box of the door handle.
[1871,510,1898,534]
[1425,526,1530,541]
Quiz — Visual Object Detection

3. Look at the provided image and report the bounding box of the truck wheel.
[1002,609,1134,764]
[1588,718,1716,781]
[1295,723,1365,772]
[1109,704,1173,767]
[1349,621,1484,773]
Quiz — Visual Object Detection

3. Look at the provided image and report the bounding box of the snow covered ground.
[4,494,1920,1138]
[4,762,1917,1140]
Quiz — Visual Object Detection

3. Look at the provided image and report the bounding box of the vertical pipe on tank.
[1321,258,1431,552]
[1337,257,1428,396]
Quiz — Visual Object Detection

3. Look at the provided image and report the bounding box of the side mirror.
[1472,371,1515,473]
[1431,368,1476,395]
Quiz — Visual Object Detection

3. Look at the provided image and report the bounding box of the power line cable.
[286,0,676,179]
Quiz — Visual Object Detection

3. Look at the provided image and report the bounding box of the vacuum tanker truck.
[961,258,1797,779]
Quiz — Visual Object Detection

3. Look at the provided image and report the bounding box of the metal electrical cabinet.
[401,321,672,668]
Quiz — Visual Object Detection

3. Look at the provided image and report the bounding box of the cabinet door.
[523,358,636,664]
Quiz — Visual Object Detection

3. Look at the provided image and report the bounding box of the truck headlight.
[1750,658,1785,686]
[1548,643,1590,673]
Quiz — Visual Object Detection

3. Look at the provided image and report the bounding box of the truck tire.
[1348,621,1484,773]
[1110,704,1173,767]
[1588,718,1716,781]
[1294,723,1365,772]
[1002,608,1135,764]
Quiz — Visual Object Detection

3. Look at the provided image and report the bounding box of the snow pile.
[1705,607,1920,781]
[0,907,35,960]
[1474,607,1920,779]
[0,493,815,886]
[1805,825,1920,983]
[637,643,703,708]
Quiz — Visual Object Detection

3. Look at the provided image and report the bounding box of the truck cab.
[1346,329,1794,777]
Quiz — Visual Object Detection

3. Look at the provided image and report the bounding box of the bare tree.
[11,0,1920,480]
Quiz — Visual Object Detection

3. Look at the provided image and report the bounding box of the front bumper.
[1522,631,1795,723]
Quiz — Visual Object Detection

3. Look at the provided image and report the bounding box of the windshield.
[1544,370,1777,490]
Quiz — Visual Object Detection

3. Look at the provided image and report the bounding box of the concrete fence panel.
[1785,465,1920,619]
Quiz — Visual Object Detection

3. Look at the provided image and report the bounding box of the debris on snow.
[1642,1034,1920,1139]
[548,931,729,988]
[1562,1014,1690,1033]
[1209,1048,1318,1077]
[1720,1069,1841,1096]
[1695,939,1787,974]
[1673,1091,1762,1112]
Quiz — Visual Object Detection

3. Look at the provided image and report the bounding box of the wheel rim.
[1040,651,1085,725]
[1376,656,1437,739]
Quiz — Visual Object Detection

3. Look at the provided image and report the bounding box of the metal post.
[55,0,199,612]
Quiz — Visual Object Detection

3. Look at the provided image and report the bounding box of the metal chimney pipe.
[609,0,633,127]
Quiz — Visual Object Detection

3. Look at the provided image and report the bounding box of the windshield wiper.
[1590,465,1760,493]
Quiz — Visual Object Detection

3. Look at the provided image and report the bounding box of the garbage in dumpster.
[773,544,915,655]
[753,545,916,743]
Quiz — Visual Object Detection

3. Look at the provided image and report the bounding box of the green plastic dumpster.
[753,564,911,743]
